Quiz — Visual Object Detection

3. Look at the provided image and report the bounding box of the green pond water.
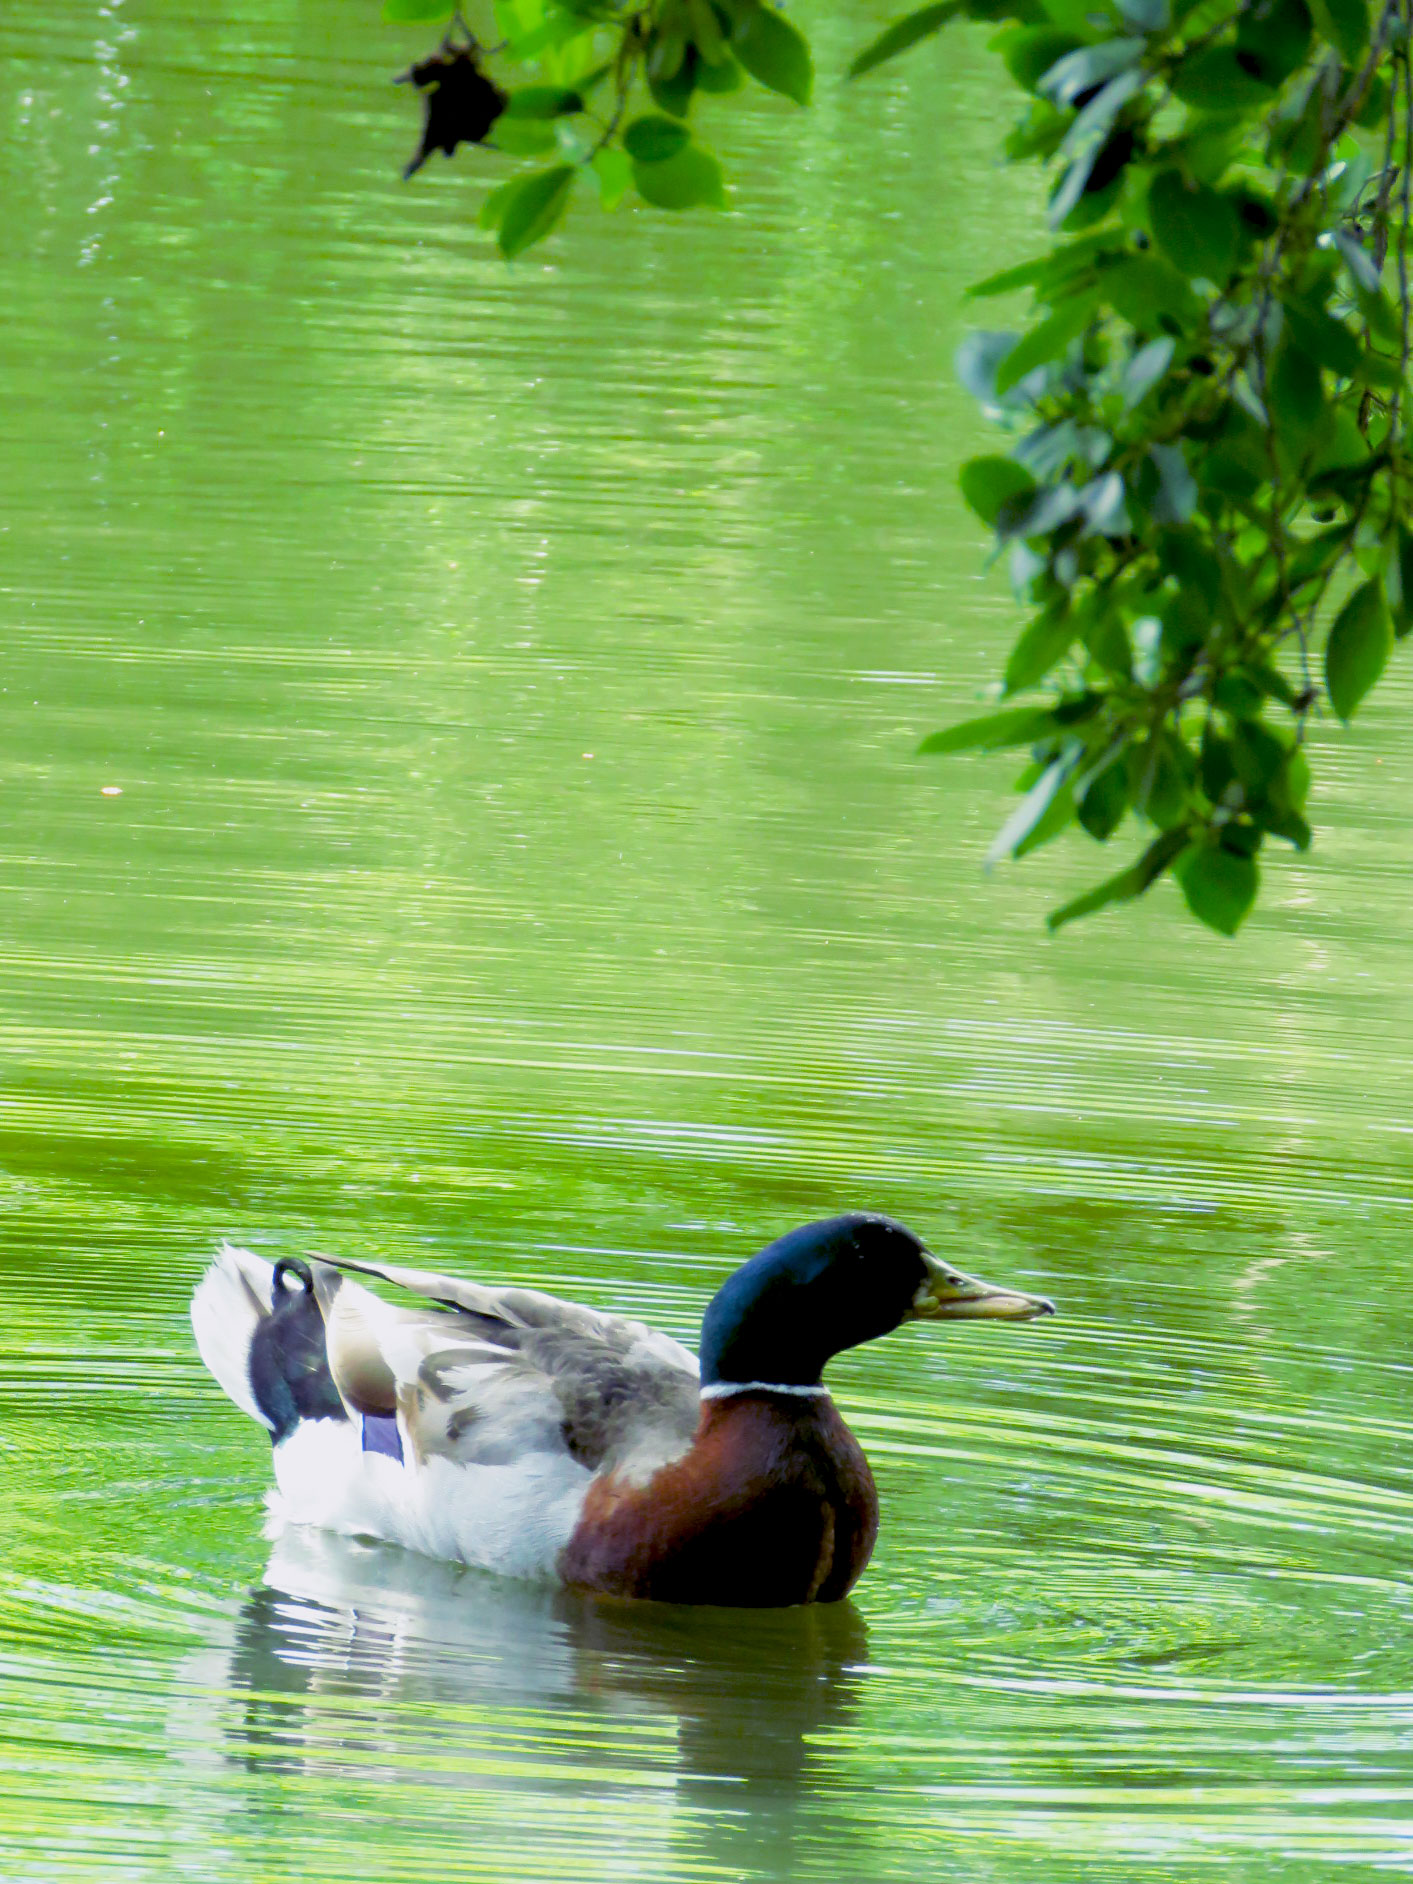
[6,2,1413,1878]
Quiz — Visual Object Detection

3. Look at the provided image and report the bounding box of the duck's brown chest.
[558,1392,879,1606]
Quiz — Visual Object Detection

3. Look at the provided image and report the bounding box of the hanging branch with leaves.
[889,0,1413,933]
[388,0,811,252]
[384,0,1412,936]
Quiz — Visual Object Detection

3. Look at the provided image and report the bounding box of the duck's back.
[191,1243,703,1581]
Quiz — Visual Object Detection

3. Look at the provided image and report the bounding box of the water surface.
[4,2,1413,1878]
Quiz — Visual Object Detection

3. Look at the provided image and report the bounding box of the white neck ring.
[699,1380,828,1401]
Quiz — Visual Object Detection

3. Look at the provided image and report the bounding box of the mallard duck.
[192,1215,1054,1607]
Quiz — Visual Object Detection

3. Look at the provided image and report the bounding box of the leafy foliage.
[911,0,1412,933]
[385,2,808,253]
[384,0,1413,935]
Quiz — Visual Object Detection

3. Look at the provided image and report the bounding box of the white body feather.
[266,1419,592,1581]
[190,1241,276,1429]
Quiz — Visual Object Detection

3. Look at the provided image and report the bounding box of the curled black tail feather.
[248,1258,348,1443]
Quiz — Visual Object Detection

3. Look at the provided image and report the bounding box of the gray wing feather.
[314,1254,700,1479]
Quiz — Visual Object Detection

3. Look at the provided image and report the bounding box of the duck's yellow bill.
[908,1251,1055,1322]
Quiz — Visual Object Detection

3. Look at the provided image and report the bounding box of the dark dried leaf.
[400,48,508,178]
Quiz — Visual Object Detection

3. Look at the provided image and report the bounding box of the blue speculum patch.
[362,1415,404,1463]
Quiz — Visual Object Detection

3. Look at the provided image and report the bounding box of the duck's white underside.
[268,1418,592,1581]
[193,1242,600,1580]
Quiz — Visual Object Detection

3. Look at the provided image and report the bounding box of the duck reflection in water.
[220,1528,869,1868]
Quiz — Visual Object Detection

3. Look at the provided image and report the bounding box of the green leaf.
[1147,444,1196,524]
[1286,521,1351,587]
[959,456,1037,525]
[1394,523,1413,637]
[1269,340,1325,460]
[649,17,689,79]
[1046,825,1188,931]
[1215,670,1265,721]
[496,164,576,258]
[383,0,452,18]
[1264,748,1312,842]
[1004,602,1074,692]
[1048,97,1143,228]
[632,143,727,209]
[1077,756,1128,839]
[1158,529,1222,605]
[1325,577,1392,721]
[1308,0,1369,60]
[988,750,1080,864]
[1177,845,1259,935]
[477,176,521,232]
[1269,78,1326,173]
[1250,660,1297,706]
[1159,583,1207,657]
[1131,728,1192,826]
[956,331,1025,405]
[1053,690,1103,727]
[649,44,698,115]
[995,299,1092,393]
[1078,472,1133,544]
[1079,592,1131,672]
[1058,70,1145,170]
[849,1,964,78]
[1264,807,1313,849]
[998,25,1082,92]
[1355,347,1405,391]
[966,231,1117,298]
[919,705,1058,754]
[686,0,731,63]
[554,119,594,163]
[1118,0,1170,28]
[696,54,745,91]
[1229,717,1288,796]
[591,146,632,209]
[971,0,1052,20]
[1200,724,1237,804]
[1014,780,1076,856]
[1354,68,1392,127]
[1335,229,1381,294]
[494,118,559,155]
[624,114,691,161]
[1102,254,1199,330]
[1040,0,1104,27]
[495,4,583,59]
[1039,38,1145,105]
[1147,171,1238,281]
[729,1,813,104]
[1122,335,1174,409]
[968,256,1051,298]
[502,86,586,119]
[1354,282,1401,344]
[1282,748,1312,809]
[1219,820,1263,859]
[1173,46,1277,109]
[1235,0,1313,84]
[1281,298,1362,378]
[1009,480,1083,537]
[1308,407,1371,484]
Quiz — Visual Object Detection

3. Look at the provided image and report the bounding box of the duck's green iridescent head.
[698,1213,1054,1391]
